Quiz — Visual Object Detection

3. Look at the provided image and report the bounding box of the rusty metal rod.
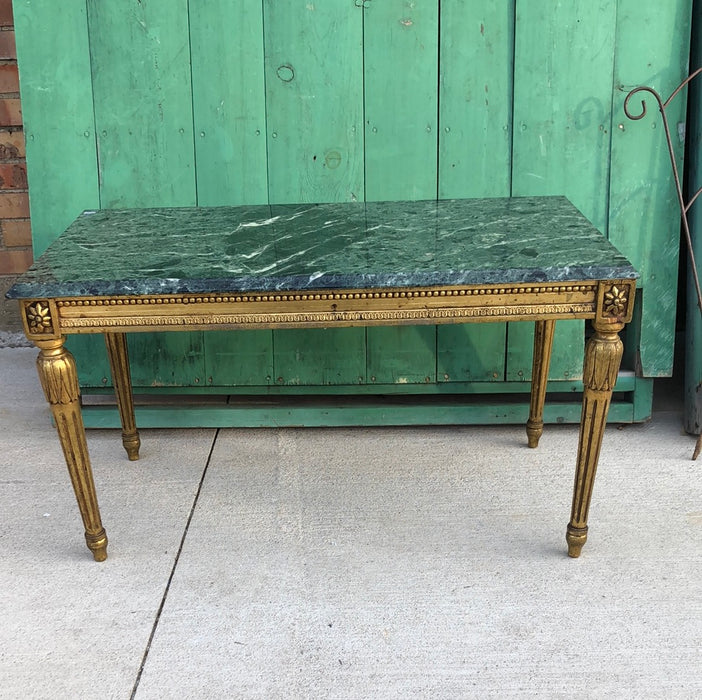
[624,69,702,459]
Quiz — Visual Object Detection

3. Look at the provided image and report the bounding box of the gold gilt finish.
[26,301,53,334]
[19,276,636,561]
[566,319,625,557]
[34,337,108,561]
[24,280,633,338]
[602,285,629,317]
[42,281,618,335]
[104,333,141,461]
[526,319,556,448]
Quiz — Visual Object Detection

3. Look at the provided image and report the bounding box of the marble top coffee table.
[7,196,637,561]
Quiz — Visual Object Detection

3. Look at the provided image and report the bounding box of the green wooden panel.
[512,0,617,229]
[263,1,365,386]
[608,0,693,377]
[437,324,505,382]
[367,326,436,385]
[74,333,207,389]
[85,0,201,387]
[204,330,273,387]
[506,320,584,383]
[363,0,439,384]
[273,328,366,386]
[127,332,204,388]
[263,0,364,204]
[86,0,196,208]
[364,0,439,200]
[189,1,268,206]
[509,1,619,381]
[437,2,514,382]
[438,1,513,199]
[12,0,100,255]
[189,2,271,386]
[66,335,111,388]
[632,377,654,422]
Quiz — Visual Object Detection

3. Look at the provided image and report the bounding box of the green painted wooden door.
[13,0,693,414]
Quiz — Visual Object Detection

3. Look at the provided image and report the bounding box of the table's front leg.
[566,319,624,557]
[527,319,556,448]
[105,333,140,461]
[35,338,108,561]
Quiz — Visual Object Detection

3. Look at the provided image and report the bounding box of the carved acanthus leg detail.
[104,333,140,460]
[566,320,624,557]
[35,338,108,561]
[527,319,556,448]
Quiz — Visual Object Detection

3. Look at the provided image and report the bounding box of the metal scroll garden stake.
[624,68,702,459]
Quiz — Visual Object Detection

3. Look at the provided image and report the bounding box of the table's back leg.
[566,319,624,557]
[35,338,108,561]
[527,319,556,448]
[104,333,140,461]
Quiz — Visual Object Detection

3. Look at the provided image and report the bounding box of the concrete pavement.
[1,346,701,699]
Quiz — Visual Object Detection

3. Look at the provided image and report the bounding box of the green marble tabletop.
[7,197,637,299]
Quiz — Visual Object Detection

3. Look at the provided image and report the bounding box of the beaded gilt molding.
[21,280,635,340]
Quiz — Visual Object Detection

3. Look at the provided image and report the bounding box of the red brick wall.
[0,0,30,276]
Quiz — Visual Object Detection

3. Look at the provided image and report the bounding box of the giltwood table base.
[20,279,633,561]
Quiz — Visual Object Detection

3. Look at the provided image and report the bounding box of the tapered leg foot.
[526,419,543,449]
[527,320,556,448]
[86,528,109,562]
[567,319,623,557]
[36,338,108,561]
[105,333,140,461]
[122,433,141,462]
[566,525,588,558]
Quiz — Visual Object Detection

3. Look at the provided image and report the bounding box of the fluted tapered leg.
[566,320,624,557]
[105,332,140,461]
[527,319,556,448]
[35,338,108,561]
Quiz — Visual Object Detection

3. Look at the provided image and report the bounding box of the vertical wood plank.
[437,2,514,383]
[263,0,364,204]
[506,322,582,385]
[507,321,582,381]
[65,335,111,388]
[87,0,196,208]
[204,330,273,388]
[438,1,513,199]
[508,1,618,381]
[512,0,617,230]
[608,0,693,377]
[189,1,272,385]
[189,1,268,206]
[438,323,505,383]
[363,0,439,385]
[86,0,201,387]
[273,328,366,387]
[12,0,100,254]
[364,0,439,201]
[264,1,366,386]
[367,325,436,385]
[127,333,204,388]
